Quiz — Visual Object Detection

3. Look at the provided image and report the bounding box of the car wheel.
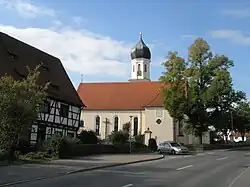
[157,149,162,154]
[171,150,176,155]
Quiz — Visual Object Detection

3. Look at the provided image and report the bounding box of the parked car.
[157,141,189,155]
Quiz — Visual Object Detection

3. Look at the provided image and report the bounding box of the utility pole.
[129,116,133,154]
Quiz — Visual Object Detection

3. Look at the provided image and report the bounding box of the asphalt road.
[9,149,250,187]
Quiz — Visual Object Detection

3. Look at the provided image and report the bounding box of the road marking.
[217,156,228,161]
[122,184,133,187]
[228,166,250,187]
[98,169,145,175]
[208,152,215,155]
[176,165,193,171]
[197,153,205,156]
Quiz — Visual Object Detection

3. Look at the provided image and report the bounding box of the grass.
[19,155,58,164]
[0,154,58,167]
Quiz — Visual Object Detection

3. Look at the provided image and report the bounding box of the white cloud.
[0,0,56,18]
[222,8,250,18]
[209,30,250,46]
[0,25,132,77]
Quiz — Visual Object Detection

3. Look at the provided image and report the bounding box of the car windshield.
[170,142,181,146]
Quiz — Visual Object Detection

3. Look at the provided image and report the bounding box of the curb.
[66,155,165,175]
[0,155,164,187]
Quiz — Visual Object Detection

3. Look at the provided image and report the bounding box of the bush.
[134,134,145,144]
[43,133,65,156]
[23,151,52,160]
[0,151,10,161]
[17,139,31,154]
[148,138,157,151]
[108,131,129,145]
[77,130,99,144]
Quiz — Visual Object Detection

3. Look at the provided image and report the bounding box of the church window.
[138,64,141,71]
[95,116,100,135]
[114,116,119,132]
[133,65,135,72]
[144,64,147,72]
[133,117,138,136]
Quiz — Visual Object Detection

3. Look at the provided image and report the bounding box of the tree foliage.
[77,130,99,144]
[0,65,48,157]
[161,38,243,144]
[232,101,250,134]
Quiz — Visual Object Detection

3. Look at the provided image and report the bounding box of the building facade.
[0,32,84,145]
[77,33,210,145]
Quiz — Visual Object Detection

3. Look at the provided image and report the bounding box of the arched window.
[114,116,119,132]
[144,64,147,72]
[133,117,138,136]
[138,64,141,71]
[95,116,100,135]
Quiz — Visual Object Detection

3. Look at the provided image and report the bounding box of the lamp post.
[129,116,133,154]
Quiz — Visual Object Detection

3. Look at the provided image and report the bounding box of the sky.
[0,0,249,97]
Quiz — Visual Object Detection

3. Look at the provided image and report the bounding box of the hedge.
[59,143,151,158]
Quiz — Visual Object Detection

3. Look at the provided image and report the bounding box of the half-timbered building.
[0,32,84,145]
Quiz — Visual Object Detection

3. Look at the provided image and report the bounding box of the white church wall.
[144,107,174,144]
[131,58,150,80]
[81,110,145,139]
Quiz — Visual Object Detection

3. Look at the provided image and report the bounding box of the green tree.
[232,100,250,141]
[161,38,236,144]
[209,90,246,137]
[160,51,188,124]
[107,130,128,145]
[122,122,131,135]
[0,65,48,159]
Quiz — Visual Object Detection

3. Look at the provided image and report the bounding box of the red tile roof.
[77,81,166,110]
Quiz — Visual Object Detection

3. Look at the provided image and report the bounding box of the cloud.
[0,0,56,18]
[0,25,133,77]
[209,30,250,46]
[221,8,250,18]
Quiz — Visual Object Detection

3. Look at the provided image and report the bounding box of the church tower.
[129,32,151,81]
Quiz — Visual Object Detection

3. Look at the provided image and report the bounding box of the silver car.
[157,141,189,155]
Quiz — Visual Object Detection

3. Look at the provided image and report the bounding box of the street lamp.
[129,116,133,154]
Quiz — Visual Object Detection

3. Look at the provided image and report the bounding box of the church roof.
[0,32,83,107]
[77,81,166,110]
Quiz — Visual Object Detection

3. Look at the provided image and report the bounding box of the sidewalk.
[0,154,163,186]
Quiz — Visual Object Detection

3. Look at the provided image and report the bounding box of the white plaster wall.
[81,110,145,139]
[144,107,174,144]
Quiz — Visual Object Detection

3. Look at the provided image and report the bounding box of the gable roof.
[0,32,83,107]
[77,81,165,110]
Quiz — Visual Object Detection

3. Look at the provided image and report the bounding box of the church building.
[77,33,210,145]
